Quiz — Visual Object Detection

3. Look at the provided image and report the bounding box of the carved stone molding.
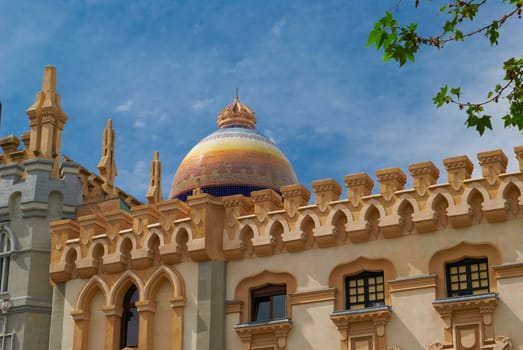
[330,306,392,350]
[432,293,498,349]
[234,319,292,350]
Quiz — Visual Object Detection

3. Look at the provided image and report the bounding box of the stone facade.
[2,66,523,350]
[48,144,523,350]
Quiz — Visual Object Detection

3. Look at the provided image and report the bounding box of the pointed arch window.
[120,285,139,349]
[0,229,14,293]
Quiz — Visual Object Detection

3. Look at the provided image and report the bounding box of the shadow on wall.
[386,299,434,350]
[495,278,523,345]
[289,301,332,350]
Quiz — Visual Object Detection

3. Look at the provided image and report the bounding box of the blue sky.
[1,0,522,201]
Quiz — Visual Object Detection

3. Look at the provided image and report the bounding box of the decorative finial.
[216,95,256,130]
[98,118,118,195]
[146,151,163,204]
[192,177,203,196]
[42,65,57,93]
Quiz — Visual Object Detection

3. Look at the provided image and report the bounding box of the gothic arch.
[359,199,387,221]
[74,275,110,311]
[0,224,19,252]
[108,270,145,305]
[426,189,455,212]
[143,228,166,248]
[143,265,185,300]
[392,195,420,217]
[173,223,193,243]
[264,216,290,237]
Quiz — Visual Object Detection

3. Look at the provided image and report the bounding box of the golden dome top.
[216,95,256,129]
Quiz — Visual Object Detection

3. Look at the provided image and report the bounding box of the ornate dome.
[169,97,298,201]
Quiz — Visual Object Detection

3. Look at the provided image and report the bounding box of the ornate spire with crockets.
[146,151,163,204]
[26,65,69,176]
[98,118,117,195]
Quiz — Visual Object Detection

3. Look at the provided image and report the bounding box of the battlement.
[49,145,523,283]
[0,158,82,221]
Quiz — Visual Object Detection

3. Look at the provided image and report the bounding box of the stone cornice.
[493,262,523,280]
[389,275,437,293]
[289,288,336,306]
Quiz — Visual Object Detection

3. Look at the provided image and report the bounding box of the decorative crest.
[217,95,256,129]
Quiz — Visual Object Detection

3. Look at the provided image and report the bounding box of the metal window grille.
[446,258,489,297]
[345,271,385,310]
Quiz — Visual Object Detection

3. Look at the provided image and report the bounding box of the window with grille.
[251,284,286,322]
[446,258,489,297]
[344,271,385,310]
[0,231,13,293]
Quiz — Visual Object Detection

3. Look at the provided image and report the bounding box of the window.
[345,271,385,309]
[0,231,13,293]
[251,284,286,322]
[120,285,139,349]
[445,258,489,297]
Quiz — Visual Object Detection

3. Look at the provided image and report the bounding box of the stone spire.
[216,95,256,129]
[26,65,69,176]
[146,151,163,204]
[97,119,117,195]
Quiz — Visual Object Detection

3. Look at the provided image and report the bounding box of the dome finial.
[217,95,256,129]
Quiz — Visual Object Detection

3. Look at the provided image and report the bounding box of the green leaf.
[433,85,449,108]
[486,21,499,46]
[454,30,464,41]
[450,87,461,99]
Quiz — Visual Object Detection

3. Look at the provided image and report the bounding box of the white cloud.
[117,160,150,198]
[271,19,286,37]
[115,100,134,113]
[133,118,146,128]
[191,98,214,111]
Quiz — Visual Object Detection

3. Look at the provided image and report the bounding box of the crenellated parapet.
[49,146,523,283]
[0,158,83,222]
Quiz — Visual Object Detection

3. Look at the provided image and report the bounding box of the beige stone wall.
[388,288,441,349]
[291,301,339,349]
[494,276,523,347]
[62,279,86,350]
[225,217,522,349]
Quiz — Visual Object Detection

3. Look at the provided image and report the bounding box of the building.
[0,67,140,350]
[2,66,523,350]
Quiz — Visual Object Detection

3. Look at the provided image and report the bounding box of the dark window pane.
[272,294,286,319]
[345,271,385,310]
[254,299,270,322]
[120,285,139,348]
[251,284,286,322]
[126,307,139,346]
[446,258,489,297]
